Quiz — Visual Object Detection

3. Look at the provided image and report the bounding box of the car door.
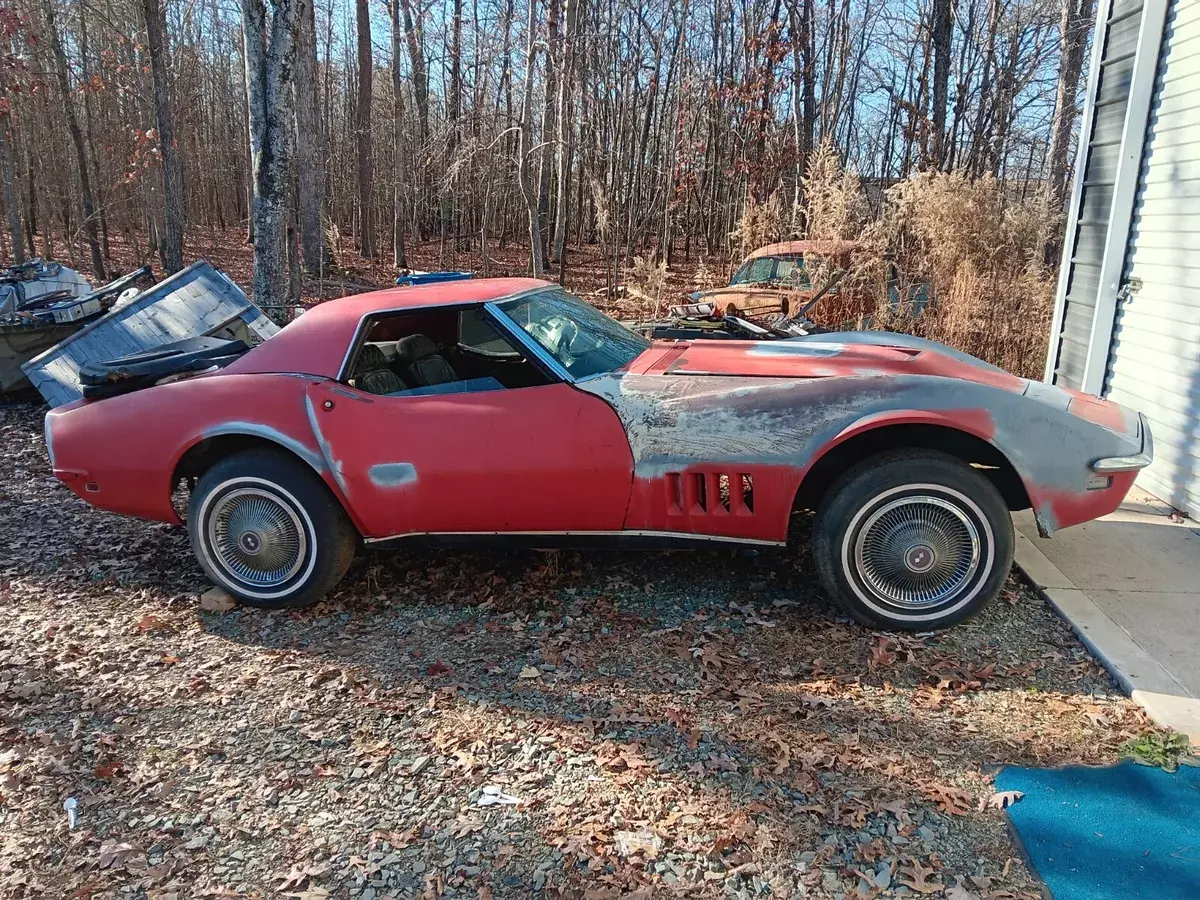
[304,379,634,539]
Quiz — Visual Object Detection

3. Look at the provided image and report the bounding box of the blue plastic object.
[395,271,473,286]
[995,760,1200,900]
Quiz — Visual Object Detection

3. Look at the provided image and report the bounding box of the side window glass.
[459,307,518,354]
[346,306,551,396]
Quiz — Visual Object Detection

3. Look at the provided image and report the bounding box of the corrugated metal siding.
[1050,0,1143,389]
[1106,0,1200,515]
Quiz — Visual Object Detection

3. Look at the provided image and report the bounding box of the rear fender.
[48,373,357,527]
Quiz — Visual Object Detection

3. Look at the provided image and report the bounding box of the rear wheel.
[188,449,357,608]
[812,450,1013,630]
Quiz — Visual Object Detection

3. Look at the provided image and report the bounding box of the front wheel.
[812,450,1014,631]
[187,449,357,608]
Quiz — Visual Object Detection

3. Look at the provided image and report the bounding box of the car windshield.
[730,254,811,288]
[496,288,650,379]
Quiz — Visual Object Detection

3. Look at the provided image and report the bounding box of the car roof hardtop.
[743,240,858,262]
[225,276,551,380]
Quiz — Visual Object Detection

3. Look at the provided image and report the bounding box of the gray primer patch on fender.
[305,395,348,495]
[578,370,1144,498]
[368,462,417,488]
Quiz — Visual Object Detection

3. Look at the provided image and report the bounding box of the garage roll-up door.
[1105,0,1200,516]
[1047,0,1145,390]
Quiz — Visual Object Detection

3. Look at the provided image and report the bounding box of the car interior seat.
[355,343,405,395]
[394,334,459,387]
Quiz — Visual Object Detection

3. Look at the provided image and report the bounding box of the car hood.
[634,331,1026,392]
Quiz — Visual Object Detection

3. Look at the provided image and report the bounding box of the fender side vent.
[693,473,708,513]
[667,471,755,517]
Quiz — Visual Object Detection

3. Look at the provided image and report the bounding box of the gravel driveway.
[0,401,1155,899]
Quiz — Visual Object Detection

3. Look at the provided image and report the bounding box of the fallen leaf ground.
[0,401,1158,900]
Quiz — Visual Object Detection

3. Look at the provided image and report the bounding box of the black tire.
[187,449,357,609]
[812,450,1013,631]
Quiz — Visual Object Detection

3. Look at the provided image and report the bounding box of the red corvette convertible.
[44,278,1152,630]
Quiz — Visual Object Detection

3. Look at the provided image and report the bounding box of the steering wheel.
[529,315,584,362]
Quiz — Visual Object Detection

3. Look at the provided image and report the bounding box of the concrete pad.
[1015,509,1200,594]
[1012,514,1200,745]
[1133,691,1200,744]
[1012,528,1076,590]
[1122,484,1177,517]
[1088,590,1200,697]
[1038,586,1189,700]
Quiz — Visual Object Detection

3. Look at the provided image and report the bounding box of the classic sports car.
[44,278,1152,630]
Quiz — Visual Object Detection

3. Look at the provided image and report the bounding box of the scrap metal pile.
[0,262,153,394]
[0,259,95,325]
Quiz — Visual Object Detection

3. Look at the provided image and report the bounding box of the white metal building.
[1046,0,1199,516]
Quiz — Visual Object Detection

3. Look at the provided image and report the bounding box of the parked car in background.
[690,240,857,318]
[43,278,1151,630]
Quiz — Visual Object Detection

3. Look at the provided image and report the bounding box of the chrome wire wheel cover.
[206,487,308,590]
[852,494,982,609]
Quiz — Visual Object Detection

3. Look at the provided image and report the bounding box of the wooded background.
[0,0,1095,367]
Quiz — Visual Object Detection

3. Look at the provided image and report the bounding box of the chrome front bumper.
[1092,412,1154,473]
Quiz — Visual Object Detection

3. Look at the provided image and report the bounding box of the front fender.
[579,370,1143,539]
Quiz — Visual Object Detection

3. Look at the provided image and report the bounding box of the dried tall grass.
[794,159,1055,380]
[797,142,881,327]
[729,193,786,260]
[623,254,670,316]
[876,173,1055,379]
[802,138,870,243]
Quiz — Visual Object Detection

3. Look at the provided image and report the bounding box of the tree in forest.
[141,0,183,274]
[354,0,375,257]
[1,113,23,264]
[930,0,953,169]
[243,0,301,309]
[294,0,330,273]
[551,0,580,276]
[517,0,544,276]
[41,0,105,279]
[0,7,29,264]
[389,0,407,268]
[0,9,28,265]
[445,0,463,241]
[0,0,1086,304]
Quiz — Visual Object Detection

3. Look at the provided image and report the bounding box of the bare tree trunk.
[445,0,463,239]
[969,0,1001,176]
[1044,0,1097,263]
[294,0,330,273]
[538,0,560,256]
[785,0,807,224]
[42,0,106,279]
[244,0,301,310]
[930,0,952,168]
[518,0,545,277]
[24,147,36,258]
[78,5,110,261]
[0,118,24,264]
[551,0,580,271]
[390,0,408,268]
[398,0,429,145]
[354,0,376,257]
[142,0,185,274]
